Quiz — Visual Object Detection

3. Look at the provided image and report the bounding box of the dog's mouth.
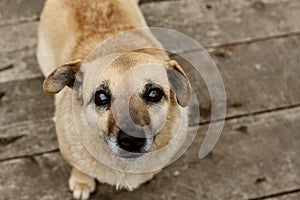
[103,133,154,161]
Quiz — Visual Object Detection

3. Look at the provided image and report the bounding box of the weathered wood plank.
[0,0,45,26]
[0,78,56,160]
[177,35,300,125]
[0,77,54,126]
[0,153,72,200]
[0,118,57,160]
[141,0,300,47]
[0,48,42,83]
[0,22,37,53]
[1,106,300,199]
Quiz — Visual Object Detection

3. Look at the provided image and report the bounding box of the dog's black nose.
[117,130,146,153]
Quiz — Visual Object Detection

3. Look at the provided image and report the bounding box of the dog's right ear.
[43,60,81,94]
[166,60,191,107]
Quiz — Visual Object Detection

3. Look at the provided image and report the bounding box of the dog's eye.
[146,88,164,103]
[95,91,111,106]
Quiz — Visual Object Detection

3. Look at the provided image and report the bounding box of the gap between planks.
[2,29,300,57]
[198,102,300,126]
[0,17,39,28]
[0,149,59,163]
[249,188,300,200]
[173,31,300,55]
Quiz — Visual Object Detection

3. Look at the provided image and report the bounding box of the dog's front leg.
[69,167,96,200]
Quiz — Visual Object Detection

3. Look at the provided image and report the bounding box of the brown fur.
[71,0,138,58]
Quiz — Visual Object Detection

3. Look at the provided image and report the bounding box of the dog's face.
[43,52,190,161]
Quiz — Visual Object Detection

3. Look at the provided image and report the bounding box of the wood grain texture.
[0,78,54,126]
[0,0,45,26]
[177,35,300,125]
[141,0,300,47]
[0,22,37,53]
[0,48,42,83]
[0,78,56,160]
[0,118,57,160]
[0,153,72,200]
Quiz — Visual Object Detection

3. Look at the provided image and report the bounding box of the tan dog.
[37,0,191,199]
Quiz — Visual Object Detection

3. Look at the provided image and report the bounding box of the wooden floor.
[1,0,300,199]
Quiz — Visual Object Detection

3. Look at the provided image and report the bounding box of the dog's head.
[43,52,190,161]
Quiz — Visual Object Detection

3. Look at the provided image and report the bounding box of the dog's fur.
[37,0,190,199]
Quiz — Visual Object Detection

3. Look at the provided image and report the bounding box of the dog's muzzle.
[117,130,147,153]
[104,129,154,160]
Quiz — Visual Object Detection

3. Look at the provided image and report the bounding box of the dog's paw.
[69,168,96,200]
[70,181,95,200]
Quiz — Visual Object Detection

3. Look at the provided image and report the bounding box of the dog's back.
[37,0,146,76]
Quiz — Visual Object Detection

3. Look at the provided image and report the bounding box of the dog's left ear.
[167,60,191,107]
[43,60,81,94]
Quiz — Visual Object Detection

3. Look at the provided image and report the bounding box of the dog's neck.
[67,0,169,62]
[73,28,170,63]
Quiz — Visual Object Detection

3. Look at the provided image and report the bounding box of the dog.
[37,0,191,199]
